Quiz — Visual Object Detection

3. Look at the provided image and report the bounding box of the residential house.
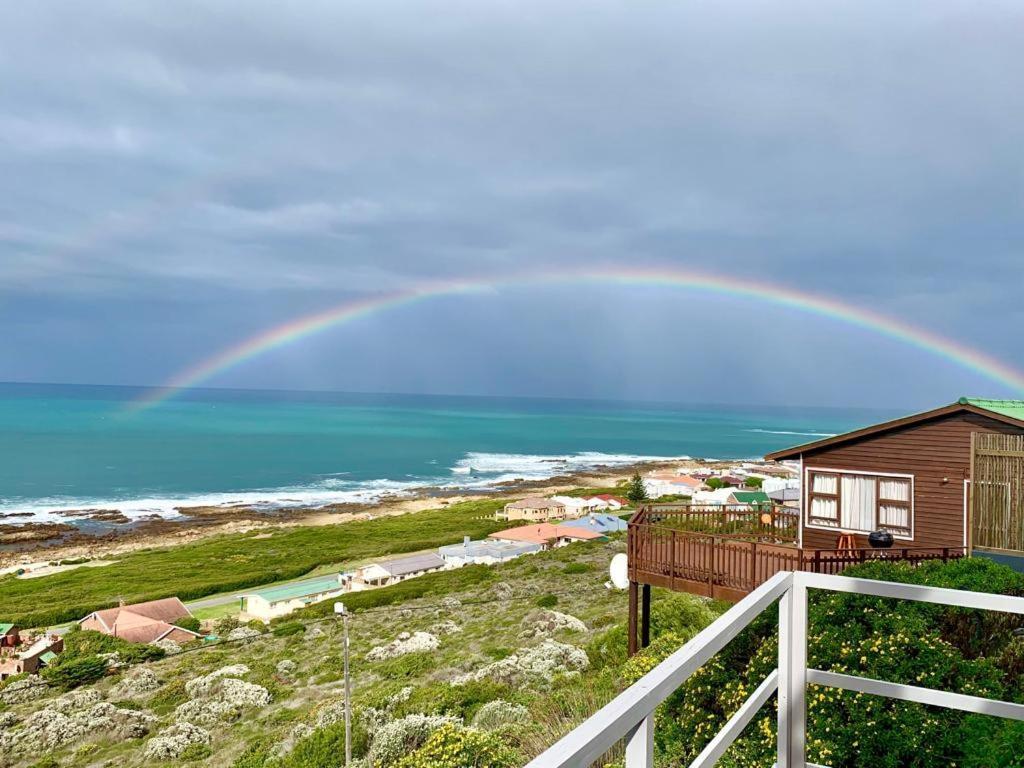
[242,574,347,622]
[0,624,19,648]
[557,513,628,535]
[489,523,605,550]
[643,472,702,499]
[550,495,602,518]
[497,497,567,522]
[768,486,801,510]
[766,397,1024,552]
[79,597,201,645]
[438,536,542,567]
[352,552,447,590]
[586,494,629,510]
[0,634,63,680]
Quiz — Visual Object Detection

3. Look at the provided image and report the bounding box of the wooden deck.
[628,503,965,603]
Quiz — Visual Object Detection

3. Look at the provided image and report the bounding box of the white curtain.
[879,504,909,530]
[813,474,838,494]
[879,479,910,502]
[841,475,876,531]
[810,497,838,523]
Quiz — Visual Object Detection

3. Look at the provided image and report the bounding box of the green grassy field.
[0,499,509,627]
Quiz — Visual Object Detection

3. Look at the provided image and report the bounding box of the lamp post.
[334,602,351,767]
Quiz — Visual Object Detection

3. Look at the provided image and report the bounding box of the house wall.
[800,411,1024,550]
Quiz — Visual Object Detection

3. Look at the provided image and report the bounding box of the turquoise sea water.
[0,383,896,523]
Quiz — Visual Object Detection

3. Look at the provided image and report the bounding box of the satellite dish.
[609,553,629,590]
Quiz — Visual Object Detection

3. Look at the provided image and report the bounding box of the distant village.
[0,461,799,681]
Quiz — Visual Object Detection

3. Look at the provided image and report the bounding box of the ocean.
[0,382,896,524]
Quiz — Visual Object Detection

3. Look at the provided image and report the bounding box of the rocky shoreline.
[0,458,713,568]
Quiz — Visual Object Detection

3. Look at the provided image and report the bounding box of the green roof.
[39,651,57,664]
[0,623,15,635]
[958,397,1024,422]
[246,575,343,604]
[733,491,770,503]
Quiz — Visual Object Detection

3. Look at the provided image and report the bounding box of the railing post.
[625,713,654,767]
[777,577,807,768]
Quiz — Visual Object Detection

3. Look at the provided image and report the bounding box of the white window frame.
[803,466,915,541]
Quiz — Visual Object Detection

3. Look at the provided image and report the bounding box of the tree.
[174,616,201,633]
[706,477,725,490]
[625,473,648,503]
[744,476,764,488]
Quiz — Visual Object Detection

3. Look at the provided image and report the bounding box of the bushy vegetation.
[625,473,648,502]
[1,498,508,626]
[174,616,202,633]
[743,476,764,488]
[394,722,520,768]
[41,654,109,691]
[628,557,1024,768]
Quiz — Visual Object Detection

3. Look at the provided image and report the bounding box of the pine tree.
[626,472,648,503]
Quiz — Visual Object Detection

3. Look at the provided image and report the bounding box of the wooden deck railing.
[629,503,966,601]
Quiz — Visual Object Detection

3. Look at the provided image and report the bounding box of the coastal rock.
[0,712,18,730]
[276,659,298,676]
[455,639,589,685]
[144,722,211,760]
[521,609,588,638]
[441,596,462,611]
[365,631,439,661]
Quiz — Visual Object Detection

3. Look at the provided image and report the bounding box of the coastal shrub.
[535,594,558,608]
[215,617,242,635]
[41,655,108,691]
[272,622,305,638]
[392,680,515,721]
[231,737,277,768]
[282,720,370,768]
[181,742,213,761]
[60,629,164,664]
[174,616,202,633]
[743,476,763,488]
[394,723,520,768]
[562,562,591,574]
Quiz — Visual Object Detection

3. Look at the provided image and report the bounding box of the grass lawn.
[191,602,243,622]
[1,498,508,627]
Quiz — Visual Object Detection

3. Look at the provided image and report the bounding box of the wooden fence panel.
[973,433,1024,552]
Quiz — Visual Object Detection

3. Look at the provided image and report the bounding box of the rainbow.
[127,267,1024,412]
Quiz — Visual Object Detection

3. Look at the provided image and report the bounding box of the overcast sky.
[2,0,1022,409]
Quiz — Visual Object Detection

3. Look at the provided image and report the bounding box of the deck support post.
[777,578,807,768]
[641,583,651,649]
[628,581,639,657]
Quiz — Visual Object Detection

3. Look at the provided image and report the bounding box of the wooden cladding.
[972,433,1024,552]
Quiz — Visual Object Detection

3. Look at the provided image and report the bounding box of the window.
[806,470,912,537]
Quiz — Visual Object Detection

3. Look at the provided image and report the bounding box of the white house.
[550,495,602,518]
[643,472,703,499]
[242,575,348,622]
[438,537,542,567]
[351,552,448,590]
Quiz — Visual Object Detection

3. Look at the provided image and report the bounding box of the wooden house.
[624,398,1024,654]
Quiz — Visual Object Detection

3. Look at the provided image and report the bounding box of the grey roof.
[505,496,565,509]
[378,552,446,577]
[438,539,541,559]
[768,488,800,502]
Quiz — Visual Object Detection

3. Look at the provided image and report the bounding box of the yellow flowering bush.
[393,723,519,768]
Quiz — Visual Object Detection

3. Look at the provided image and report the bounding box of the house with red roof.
[79,597,201,645]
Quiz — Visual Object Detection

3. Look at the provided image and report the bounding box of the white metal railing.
[525,570,1024,768]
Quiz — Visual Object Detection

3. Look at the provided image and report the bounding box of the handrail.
[526,570,1024,768]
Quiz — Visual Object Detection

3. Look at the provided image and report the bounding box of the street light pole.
[334,602,352,768]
